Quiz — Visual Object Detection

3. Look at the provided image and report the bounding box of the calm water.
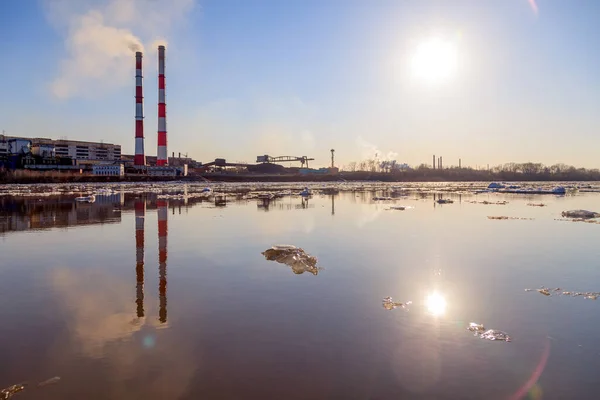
[1,183,600,399]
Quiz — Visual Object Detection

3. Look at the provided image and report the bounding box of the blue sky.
[1,0,600,168]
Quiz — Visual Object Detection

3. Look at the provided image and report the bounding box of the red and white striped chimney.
[135,199,146,318]
[157,200,168,323]
[157,45,168,166]
[134,52,146,166]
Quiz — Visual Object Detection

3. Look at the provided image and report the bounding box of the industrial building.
[0,135,121,167]
[92,164,125,176]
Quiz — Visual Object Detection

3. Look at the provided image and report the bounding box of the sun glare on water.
[426,292,447,316]
[410,37,458,83]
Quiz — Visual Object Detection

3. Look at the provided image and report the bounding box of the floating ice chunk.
[537,288,551,296]
[388,206,406,211]
[37,377,60,387]
[561,210,600,219]
[300,187,311,197]
[488,182,506,189]
[262,245,320,275]
[467,322,486,334]
[0,383,27,399]
[480,329,511,342]
[74,195,95,203]
[382,297,412,310]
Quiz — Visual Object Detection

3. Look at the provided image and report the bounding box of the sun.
[426,292,447,316]
[410,37,458,83]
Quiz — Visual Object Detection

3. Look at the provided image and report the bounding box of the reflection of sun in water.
[410,37,457,83]
[426,292,447,316]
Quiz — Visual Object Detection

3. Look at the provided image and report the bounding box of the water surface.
[1,183,600,399]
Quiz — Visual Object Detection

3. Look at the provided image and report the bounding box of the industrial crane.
[256,155,315,168]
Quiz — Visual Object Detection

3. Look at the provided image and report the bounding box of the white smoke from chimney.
[45,0,194,99]
[356,136,398,161]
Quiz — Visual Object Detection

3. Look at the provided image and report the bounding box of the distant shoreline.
[1,170,599,184]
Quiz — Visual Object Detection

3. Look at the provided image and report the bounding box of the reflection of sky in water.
[0,187,600,399]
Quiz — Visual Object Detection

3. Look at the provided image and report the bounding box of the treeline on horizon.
[341,161,600,182]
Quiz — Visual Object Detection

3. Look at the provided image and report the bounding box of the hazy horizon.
[2,0,599,169]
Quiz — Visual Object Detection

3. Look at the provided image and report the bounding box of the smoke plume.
[45,0,194,99]
[356,136,398,161]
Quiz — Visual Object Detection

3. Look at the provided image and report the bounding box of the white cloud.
[44,0,194,99]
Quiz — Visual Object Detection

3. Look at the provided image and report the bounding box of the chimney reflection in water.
[134,198,146,318]
[157,200,168,324]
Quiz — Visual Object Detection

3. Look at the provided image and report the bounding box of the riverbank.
[2,169,600,184]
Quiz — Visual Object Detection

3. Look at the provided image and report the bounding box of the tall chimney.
[459,158,461,169]
[433,155,436,169]
[134,199,145,318]
[157,46,168,166]
[440,156,443,169]
[157,200,168,323]
[134,52,146,166]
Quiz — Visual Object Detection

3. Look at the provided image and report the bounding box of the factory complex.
[1,45,338,180]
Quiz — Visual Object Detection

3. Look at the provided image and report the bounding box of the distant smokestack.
[459,158,461,169]
[157,200,168,323]
[440,156,443,169]
[134,199,145,317]
[433,155,436,169]
[157,46,168,166]
[134,52,145,166]
[331,149,335,169]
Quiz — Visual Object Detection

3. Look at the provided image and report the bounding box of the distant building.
[147,166,178,177]
[31,144,56,158]
[7,139,31,155]
[92,164,124,176]
[3,136,121,163]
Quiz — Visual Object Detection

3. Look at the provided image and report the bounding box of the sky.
[1,0,600,169]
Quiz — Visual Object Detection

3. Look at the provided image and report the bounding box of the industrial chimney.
[157,46,168,166]
[134,52,146,166]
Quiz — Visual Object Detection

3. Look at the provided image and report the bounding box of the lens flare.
[528,0,539,15]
